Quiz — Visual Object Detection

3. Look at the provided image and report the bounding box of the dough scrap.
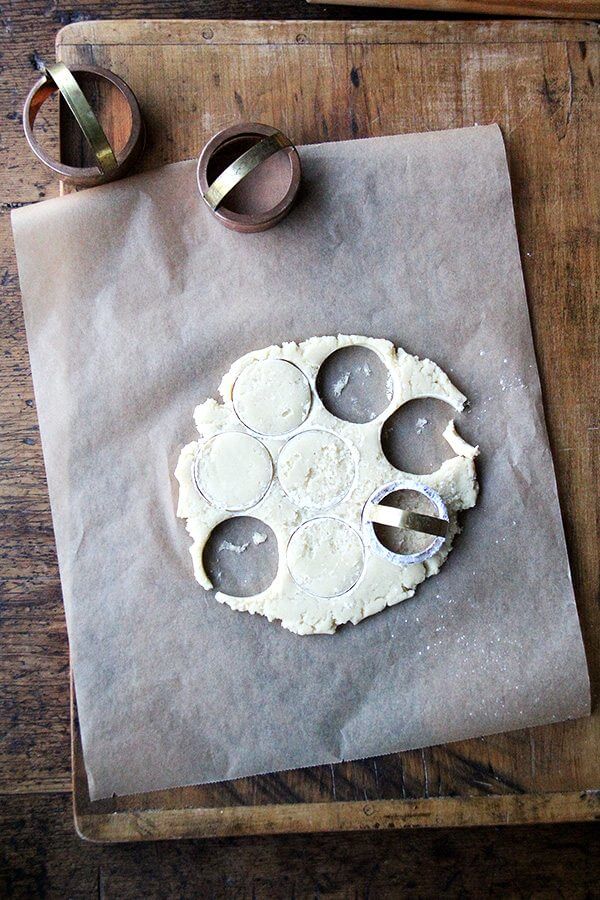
[175,335,479,635]
[443,419,480,460]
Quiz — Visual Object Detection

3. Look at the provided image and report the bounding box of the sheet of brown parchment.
[11,124,590,800]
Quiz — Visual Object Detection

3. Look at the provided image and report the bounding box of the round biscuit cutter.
[197,123,301,233]
[23,61,144,187]
[363,480,449,566]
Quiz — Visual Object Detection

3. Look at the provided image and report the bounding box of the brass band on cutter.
[203,132,292,211]
[365,503,449,538]
[44,63,118,175]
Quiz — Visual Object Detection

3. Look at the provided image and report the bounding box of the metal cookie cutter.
[23,62,144,187]
[363,480,449,566]
[197,123,301,233]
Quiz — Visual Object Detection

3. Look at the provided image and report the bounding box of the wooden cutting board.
[55,18,599,842]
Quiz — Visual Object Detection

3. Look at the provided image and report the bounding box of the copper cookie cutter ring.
[23,62,144,187]
[197,123,301,233]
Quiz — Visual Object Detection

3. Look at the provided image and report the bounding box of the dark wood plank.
[1,791,600,897]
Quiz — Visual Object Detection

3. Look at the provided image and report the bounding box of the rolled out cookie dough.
[175,335,479,635]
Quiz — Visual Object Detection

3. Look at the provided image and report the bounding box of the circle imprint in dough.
[381,397,456,476]
[277,429,356,510]
[193,432,273,511]
[287,517,364,598]
[232,359,311,436]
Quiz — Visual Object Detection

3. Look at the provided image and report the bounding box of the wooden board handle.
[305,0,600,17]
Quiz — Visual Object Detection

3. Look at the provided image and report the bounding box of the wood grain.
[306,0,600,19]
[2,792,600,898]
[75,792,600,843]
[53,18,600,42]
[48,17,600,840]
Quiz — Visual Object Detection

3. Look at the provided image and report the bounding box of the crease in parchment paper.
[11,124,590,800]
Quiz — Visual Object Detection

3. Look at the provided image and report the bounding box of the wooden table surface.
[1,1,599,895]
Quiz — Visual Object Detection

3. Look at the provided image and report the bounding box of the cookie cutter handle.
[43,63,118,176]
[365,503,449,538]
[23,63,144,187]
[202,131,292,211]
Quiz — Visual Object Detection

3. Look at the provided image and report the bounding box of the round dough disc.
[277,429,355,509]
[233,358,311,436]
[287,517,364,598]
[194,432,272,510]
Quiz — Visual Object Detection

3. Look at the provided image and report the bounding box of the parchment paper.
[12,125,590,800]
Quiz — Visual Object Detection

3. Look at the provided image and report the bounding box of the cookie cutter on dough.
[362,480,449,566]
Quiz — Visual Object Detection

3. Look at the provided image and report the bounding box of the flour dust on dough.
[175,335,479,635]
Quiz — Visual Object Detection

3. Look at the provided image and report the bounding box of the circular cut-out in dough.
[381,397,457,475]
[203,517,278,597]
[233,359,311,436]
[287,517,365,598]
[277,429,356,510]
[363,480,448,566]
[193,432,273,511]
[315,345,394,424]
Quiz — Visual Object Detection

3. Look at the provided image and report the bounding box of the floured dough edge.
[175,335,479,635]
